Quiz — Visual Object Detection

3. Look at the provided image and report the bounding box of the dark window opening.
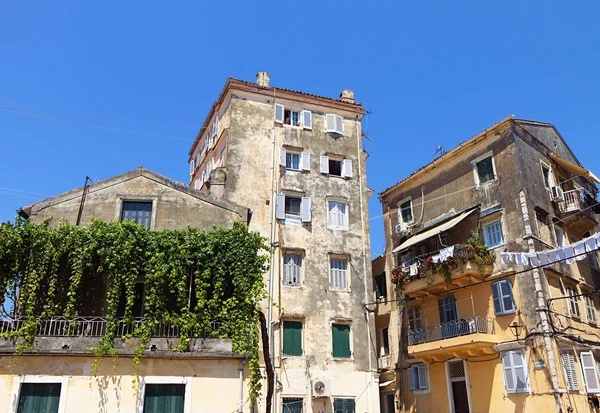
[116,282,145,318]
[381,327,390,355]
[400,200,413,223]
[542,166,551,188]
[375,273,387,298]
[284,109,300,126]
[17,383,61,413]
[285,197,301,217]
[143,384,185,413]
[476,157,495,184]
[329,159,342,176]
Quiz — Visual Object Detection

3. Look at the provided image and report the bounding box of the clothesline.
[402,246,456,275]
[500,232,600,267]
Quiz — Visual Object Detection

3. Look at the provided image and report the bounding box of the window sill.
[327,226,349,231]
[282,354,304,358]
[332,356,353,362]
[329,288,351,293]
[284,217,302,226]
[487,242,506,251]
[413,389,431,396]
[282,124,304,129]
[476,179,498,189]
[282,284,303,289]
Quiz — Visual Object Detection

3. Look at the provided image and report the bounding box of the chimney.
[256,72,270,88]
[339,89,355,104]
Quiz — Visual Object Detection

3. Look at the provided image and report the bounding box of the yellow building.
[375,116,600,413]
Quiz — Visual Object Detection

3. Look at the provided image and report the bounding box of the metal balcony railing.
[0,316,224,339]
[559,189,585,214]
[408,315,495,346]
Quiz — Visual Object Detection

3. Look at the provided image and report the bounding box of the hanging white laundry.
[564,245,576,264]
[515,252,529,266]
[528,253,540,267]
[409,263,418,276]
[573,240,586,261]
[439,246,455,262]
[507,253,516,263]
[548,250,560,264]
[584,237,597,253]
[431,254,441,263]
[593,232,600,246]
[537,251,551,266]
[500,253,509,265]
[555,247,566,261]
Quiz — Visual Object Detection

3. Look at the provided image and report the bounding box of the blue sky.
[1,1,599,257]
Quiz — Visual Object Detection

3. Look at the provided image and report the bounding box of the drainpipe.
[356,115,374,413]
[519,189,563,413]
[238,359,247,413]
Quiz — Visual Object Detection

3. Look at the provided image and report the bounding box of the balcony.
[556,189,597,235]
[400,260,494,295]
[377,354,392,370]
[407,316,500,362]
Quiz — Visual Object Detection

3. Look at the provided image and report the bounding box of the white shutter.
[563,352,579,390]
[194,179,201,190]
[301,197,311,222]
[335,115,344,135]
[279,148,287,167]
[212,117,218,137]
[320,156,329,174]
[301,152,310,171]
[407,367,416,390]
[581,352,600,393]
[342,159,353,178]
[502,351,516,393]
[325,114,336,132]
[189,160,195,175]
[511,350,529,393]
[275,194,285,220]
[417,365,429,390]
[274,104,284,124]
[302,110,312,130]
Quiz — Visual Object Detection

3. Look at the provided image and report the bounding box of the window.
[279,148,310,171]
[542,164,551,189]
[283,253,302,286]
[374,273,387,298]
[282,397,303,413]
[121,202,153,229]
[17,383,61,413]
[274,104,312,129]
[333,398,355,413]
[501,349,530,393]
[283,320,303,356]
[555,227,565,248]
[408,307,422,330]
[189,159,195,177]
[585,295,597,324]
[327,200,349,230]
[330,258,348,290]
[407,364,429,391]
[562,352,579,391]
[566,286,581,318]
[381,327,390,356]
[580,351,600,393]
[474,155,496,186]
[482,220,504,248]
[325,114,344,135]
[143,384,185,413]
[399,199,413,223]
[319,156,353,178]
[332,323,351,358]
[492,280,516,315]
[276,194,311,223]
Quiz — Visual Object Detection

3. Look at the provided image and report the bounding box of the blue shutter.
[492,282,503,315]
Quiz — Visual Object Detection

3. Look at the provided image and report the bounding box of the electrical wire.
[0,186,51,196]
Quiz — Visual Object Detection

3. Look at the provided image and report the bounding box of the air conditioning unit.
[551,186,564,201]
[378,356,391,370]
[312,379,331,398]
[395,222,407,234]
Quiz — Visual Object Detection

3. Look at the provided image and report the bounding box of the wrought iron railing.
[560,189,585,214]
[408,315,495,346]
[0,316,224,338]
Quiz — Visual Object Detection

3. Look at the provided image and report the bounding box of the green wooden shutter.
[334,398,356,413]
[332,324,351,358]
[283,321,302,356]
[143,384,185,413]
[17,383,61,413]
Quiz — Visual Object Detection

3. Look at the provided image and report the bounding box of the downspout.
[519,189,563,413]
[356,114,374,413]
[238,359,247,413]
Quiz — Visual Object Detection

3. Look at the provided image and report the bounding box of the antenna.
[431,145,446,159]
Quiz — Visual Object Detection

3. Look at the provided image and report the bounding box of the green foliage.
[0,218,270,403]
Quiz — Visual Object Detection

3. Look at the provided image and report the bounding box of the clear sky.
[1,1,599,258]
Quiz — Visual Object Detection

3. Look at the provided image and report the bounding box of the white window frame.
[444,359,474,413]
[286,150,301,171]
[562,351,580,391]
[541,161,554,190]
[212,116,218,138]
[136,376,192,413]
[327,199,349,230]
[482,218,505,249]
[580,351,600,393]
[407,364,430,393]
[9,375,70,413]
[566,285,581,318]
[276,194,311,224]
[283,252,303,287]
[585,295,597,324]
[471,151,497,188]
[329,256,350,291]
[284,194,303,224]
[501,349,531,394]
[325,114,344,135]
[398,197,414,224]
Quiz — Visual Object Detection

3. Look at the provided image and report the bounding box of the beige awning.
[391,209,477,254]
[550,153,600,184]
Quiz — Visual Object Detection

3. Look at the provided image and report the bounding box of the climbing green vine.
[0,217,270,403]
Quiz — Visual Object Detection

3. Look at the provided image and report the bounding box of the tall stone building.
[376,116,600,413]
[187,73,377,413]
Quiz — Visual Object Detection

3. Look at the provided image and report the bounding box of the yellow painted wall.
[0,355,250,413]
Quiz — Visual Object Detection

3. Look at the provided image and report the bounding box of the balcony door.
[446,360,472,413]
[438,295,458,339]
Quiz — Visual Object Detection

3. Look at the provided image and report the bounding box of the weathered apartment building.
[187,73,378,413]
[0,167,254,413]
[374,116,600,413]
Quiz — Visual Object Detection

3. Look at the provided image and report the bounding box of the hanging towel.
[564,245,576,264]
[500,253,509,265]
[431,254,441,263]
[593,232,600,246]
[574,240,586,261]
[585,237,597,253]
[548,250,560,264]
[409,263,419,276]
[555,247,566,261]
[538,251,551,266]
[439,246,455,262]
[515,253,529,266]
[528,253,540,267]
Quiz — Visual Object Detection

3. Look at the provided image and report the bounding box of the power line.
[0,191,43,200]
[0,103,197,129]
[0,186,50,196]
